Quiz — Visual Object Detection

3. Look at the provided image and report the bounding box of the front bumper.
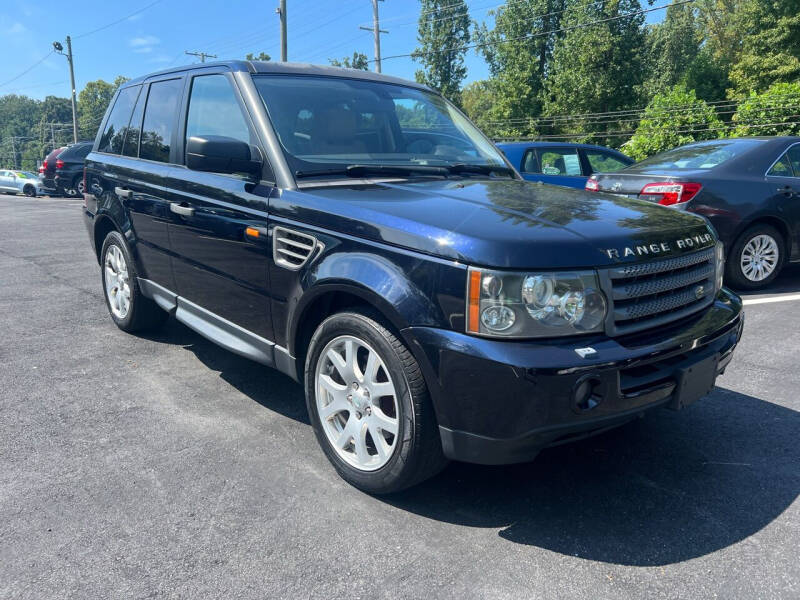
[404,289,743,465]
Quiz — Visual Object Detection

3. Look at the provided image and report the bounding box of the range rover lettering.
[83,61,743,493]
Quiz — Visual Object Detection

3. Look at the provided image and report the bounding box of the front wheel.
[305,311,447,494]
[23,185,36,197]
[726,224,785,290]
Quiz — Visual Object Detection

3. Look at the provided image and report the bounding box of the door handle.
[170,202,195,217]
[778,185,796,197]
[114,186,133,199]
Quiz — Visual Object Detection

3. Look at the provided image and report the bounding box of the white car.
[0,170,46,197]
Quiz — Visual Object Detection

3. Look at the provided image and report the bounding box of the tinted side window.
[586,150,628,173]
[185,74,251,149]
[787,145,800,177]
[122,88,146,158]
[537,148,583,176]
[768,151,794,177]
[521,150,540,173]
[97,86,141,154]
[140,78,183,163]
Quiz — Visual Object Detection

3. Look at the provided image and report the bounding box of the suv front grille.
[604,247,716,336]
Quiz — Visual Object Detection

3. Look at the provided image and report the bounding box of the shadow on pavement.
[141,319,798,567]
[735,262,800,297]
[386,387,799,566]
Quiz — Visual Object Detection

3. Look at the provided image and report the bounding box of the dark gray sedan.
[586,137,800,289]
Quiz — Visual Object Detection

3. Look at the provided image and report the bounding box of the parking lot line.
[742,293,800,305]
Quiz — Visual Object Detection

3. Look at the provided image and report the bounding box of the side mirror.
[186,135,262,176]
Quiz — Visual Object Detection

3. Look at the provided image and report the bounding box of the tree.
[412,0,471,103]
[246,52,271,61]
[77,76,128,141]
[728,1,800,94]
[733,82,800,136]
[328,52,369,70]
[474,0,565,138]
[642,1,702,98]
[461,80,497,134]
[623,85,722,160]
[545,0,647,145]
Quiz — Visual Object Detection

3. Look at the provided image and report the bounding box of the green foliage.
[412,0,471,103]
[642,2,701,98]
[623,85,722,160]
[728,1,800,94]
[474,0,564,137]
[246,52,271,61]
[733,82,800,136]
[544,0,647,145]
[77,77,128,141]
[328,52,369,70]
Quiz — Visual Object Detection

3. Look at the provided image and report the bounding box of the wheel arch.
[93,214,121,263]
[730,214,792,256]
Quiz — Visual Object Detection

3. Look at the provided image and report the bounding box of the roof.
[124,60,433,92]
[495,141,626,152]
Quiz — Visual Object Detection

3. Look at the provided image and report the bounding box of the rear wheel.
[100,231,167,332]
[726,224,785,290]
[305,311,447,494]
[64,176,83,198]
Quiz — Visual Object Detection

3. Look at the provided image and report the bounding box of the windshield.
[631,139,765,171]
[252,74,507,177]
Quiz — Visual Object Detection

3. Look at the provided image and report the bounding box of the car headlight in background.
[715,241,725,293]
[467,268,607,338]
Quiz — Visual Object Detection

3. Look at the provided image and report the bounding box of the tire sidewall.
[23,185,35,197]
[100,231,137,329]
[304,312,416,493]
[726,224,785,290]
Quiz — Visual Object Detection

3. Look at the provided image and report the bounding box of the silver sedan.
[0,170,46,197]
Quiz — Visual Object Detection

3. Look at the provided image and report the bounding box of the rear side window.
[768,152,794,177]
[538,148,583,176]
[122,88,146,158]
[185,74,252,148]
[521,150,539,173]
[97,86,141,154]
[140,78,183,163]
[585,150,628,173]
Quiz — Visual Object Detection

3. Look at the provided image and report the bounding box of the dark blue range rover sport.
[83,61,743,493]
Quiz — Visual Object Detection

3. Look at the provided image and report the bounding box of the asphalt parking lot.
[1,195,798,599]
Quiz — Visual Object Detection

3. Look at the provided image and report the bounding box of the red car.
[38,146,67,195]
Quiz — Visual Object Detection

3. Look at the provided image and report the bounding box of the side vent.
[273,226,320,271]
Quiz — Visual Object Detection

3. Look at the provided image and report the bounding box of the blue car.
[497,141,633,188]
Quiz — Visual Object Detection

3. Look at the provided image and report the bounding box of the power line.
[73,0,164,39]
[375,0,695,62]
[0,51,54,89]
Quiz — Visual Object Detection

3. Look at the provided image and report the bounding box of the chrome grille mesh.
[605,247,716,336]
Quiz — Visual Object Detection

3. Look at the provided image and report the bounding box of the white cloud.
[129,35,160,54]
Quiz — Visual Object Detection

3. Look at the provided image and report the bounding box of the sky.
[1,0,665,101]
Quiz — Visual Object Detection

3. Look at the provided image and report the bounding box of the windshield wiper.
[296,164,450,179]
[442,163,516,177]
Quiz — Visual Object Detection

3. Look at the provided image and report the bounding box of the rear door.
[0,171,14,192]
[765,144,800,260]
[518,146,587,188]
[164,69,276,341]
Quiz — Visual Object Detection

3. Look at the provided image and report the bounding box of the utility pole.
[50,123,56,150]
[53,37,79,143]
[185,50,218,63]
[359,0,387,73]
[276,0,287,61]
[10,137,17,169]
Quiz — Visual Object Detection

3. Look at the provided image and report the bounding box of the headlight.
[714,241,725,293]
[467,268,607,338]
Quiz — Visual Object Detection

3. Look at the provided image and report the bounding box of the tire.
[23,185,36,197]
[305,310,447,494]
[100,231,168,332]
[725,224,785,290]
[64,176,83,198]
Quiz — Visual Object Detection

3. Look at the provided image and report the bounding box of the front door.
[766,144,800,260]
[165,70,275,341]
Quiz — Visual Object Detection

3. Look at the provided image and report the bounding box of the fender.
[286,250,447,357]
[92,188,147,273]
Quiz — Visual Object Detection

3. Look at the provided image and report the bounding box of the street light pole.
[53,38,79,144]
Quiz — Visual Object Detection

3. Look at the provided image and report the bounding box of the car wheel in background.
[304,310,447,494]
[726,224,785,290]
[100,230,168,332]
[23,185,36,197]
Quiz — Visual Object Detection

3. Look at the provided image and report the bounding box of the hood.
[274,179,715,269]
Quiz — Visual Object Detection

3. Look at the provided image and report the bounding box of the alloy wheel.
[314,335,400,471]
[740,234,779,282]
[104,245,131,319]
